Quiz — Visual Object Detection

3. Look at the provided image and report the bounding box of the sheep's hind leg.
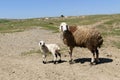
[90,50,96,65]
[95,48,100,64]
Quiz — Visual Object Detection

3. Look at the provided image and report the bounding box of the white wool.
[39,41,60,54]
[39,41,61,63]
[46,44,60,54]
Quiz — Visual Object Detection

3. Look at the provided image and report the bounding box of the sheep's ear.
[59,26,61,31]
[59,26,63,32]
[66,25,69,30]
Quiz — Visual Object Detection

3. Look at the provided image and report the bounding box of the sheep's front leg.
[69,47,73,64]
[90,50,96,65]
[95,49,100,64]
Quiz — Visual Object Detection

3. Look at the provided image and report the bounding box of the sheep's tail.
[57,47,60,51]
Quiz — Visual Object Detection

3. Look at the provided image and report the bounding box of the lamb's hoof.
[43,61,46,64]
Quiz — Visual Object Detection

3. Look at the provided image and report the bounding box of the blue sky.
[0,0,120,19]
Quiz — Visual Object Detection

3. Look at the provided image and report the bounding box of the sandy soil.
[0,27,120,80]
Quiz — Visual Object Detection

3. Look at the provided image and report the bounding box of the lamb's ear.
[39,40,43,46]
[43,42,45,45]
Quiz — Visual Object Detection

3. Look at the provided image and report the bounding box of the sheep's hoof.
[90,61,96,65]
[90,59,100,65]
[95,59,100,64]
[58,60,62,63]
[43,61,46,64]
[95,60,100,64]
[69,60,74,64]
[54,61,57,64]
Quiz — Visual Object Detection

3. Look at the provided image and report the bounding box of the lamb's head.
[59,22,69,32]
[39,40,46,47]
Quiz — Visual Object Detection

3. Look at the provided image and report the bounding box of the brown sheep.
[59,22,103,64]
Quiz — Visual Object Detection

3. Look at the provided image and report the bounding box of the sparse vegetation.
[113,41,120,49]
[0,14,115,33]
[21,49,41,56]
[0,14,120,48]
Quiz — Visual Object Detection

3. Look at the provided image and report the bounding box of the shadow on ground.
[47,60,67,64]
[74,57,113,65]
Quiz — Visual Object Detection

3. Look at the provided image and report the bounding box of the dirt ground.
[0,27,120,80]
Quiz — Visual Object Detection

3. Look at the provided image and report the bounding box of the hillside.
[0,14,120,34]
[0,14,120,48]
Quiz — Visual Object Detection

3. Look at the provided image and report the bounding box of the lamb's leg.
[56,51,61,63]
[69,47,73,64]
[42,54,47,64]
[53,53,57,64]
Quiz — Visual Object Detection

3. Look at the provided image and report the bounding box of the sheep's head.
[39,40,45,47]
[59,22,69,32]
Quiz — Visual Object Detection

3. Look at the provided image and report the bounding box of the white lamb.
[39,40,61,64]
